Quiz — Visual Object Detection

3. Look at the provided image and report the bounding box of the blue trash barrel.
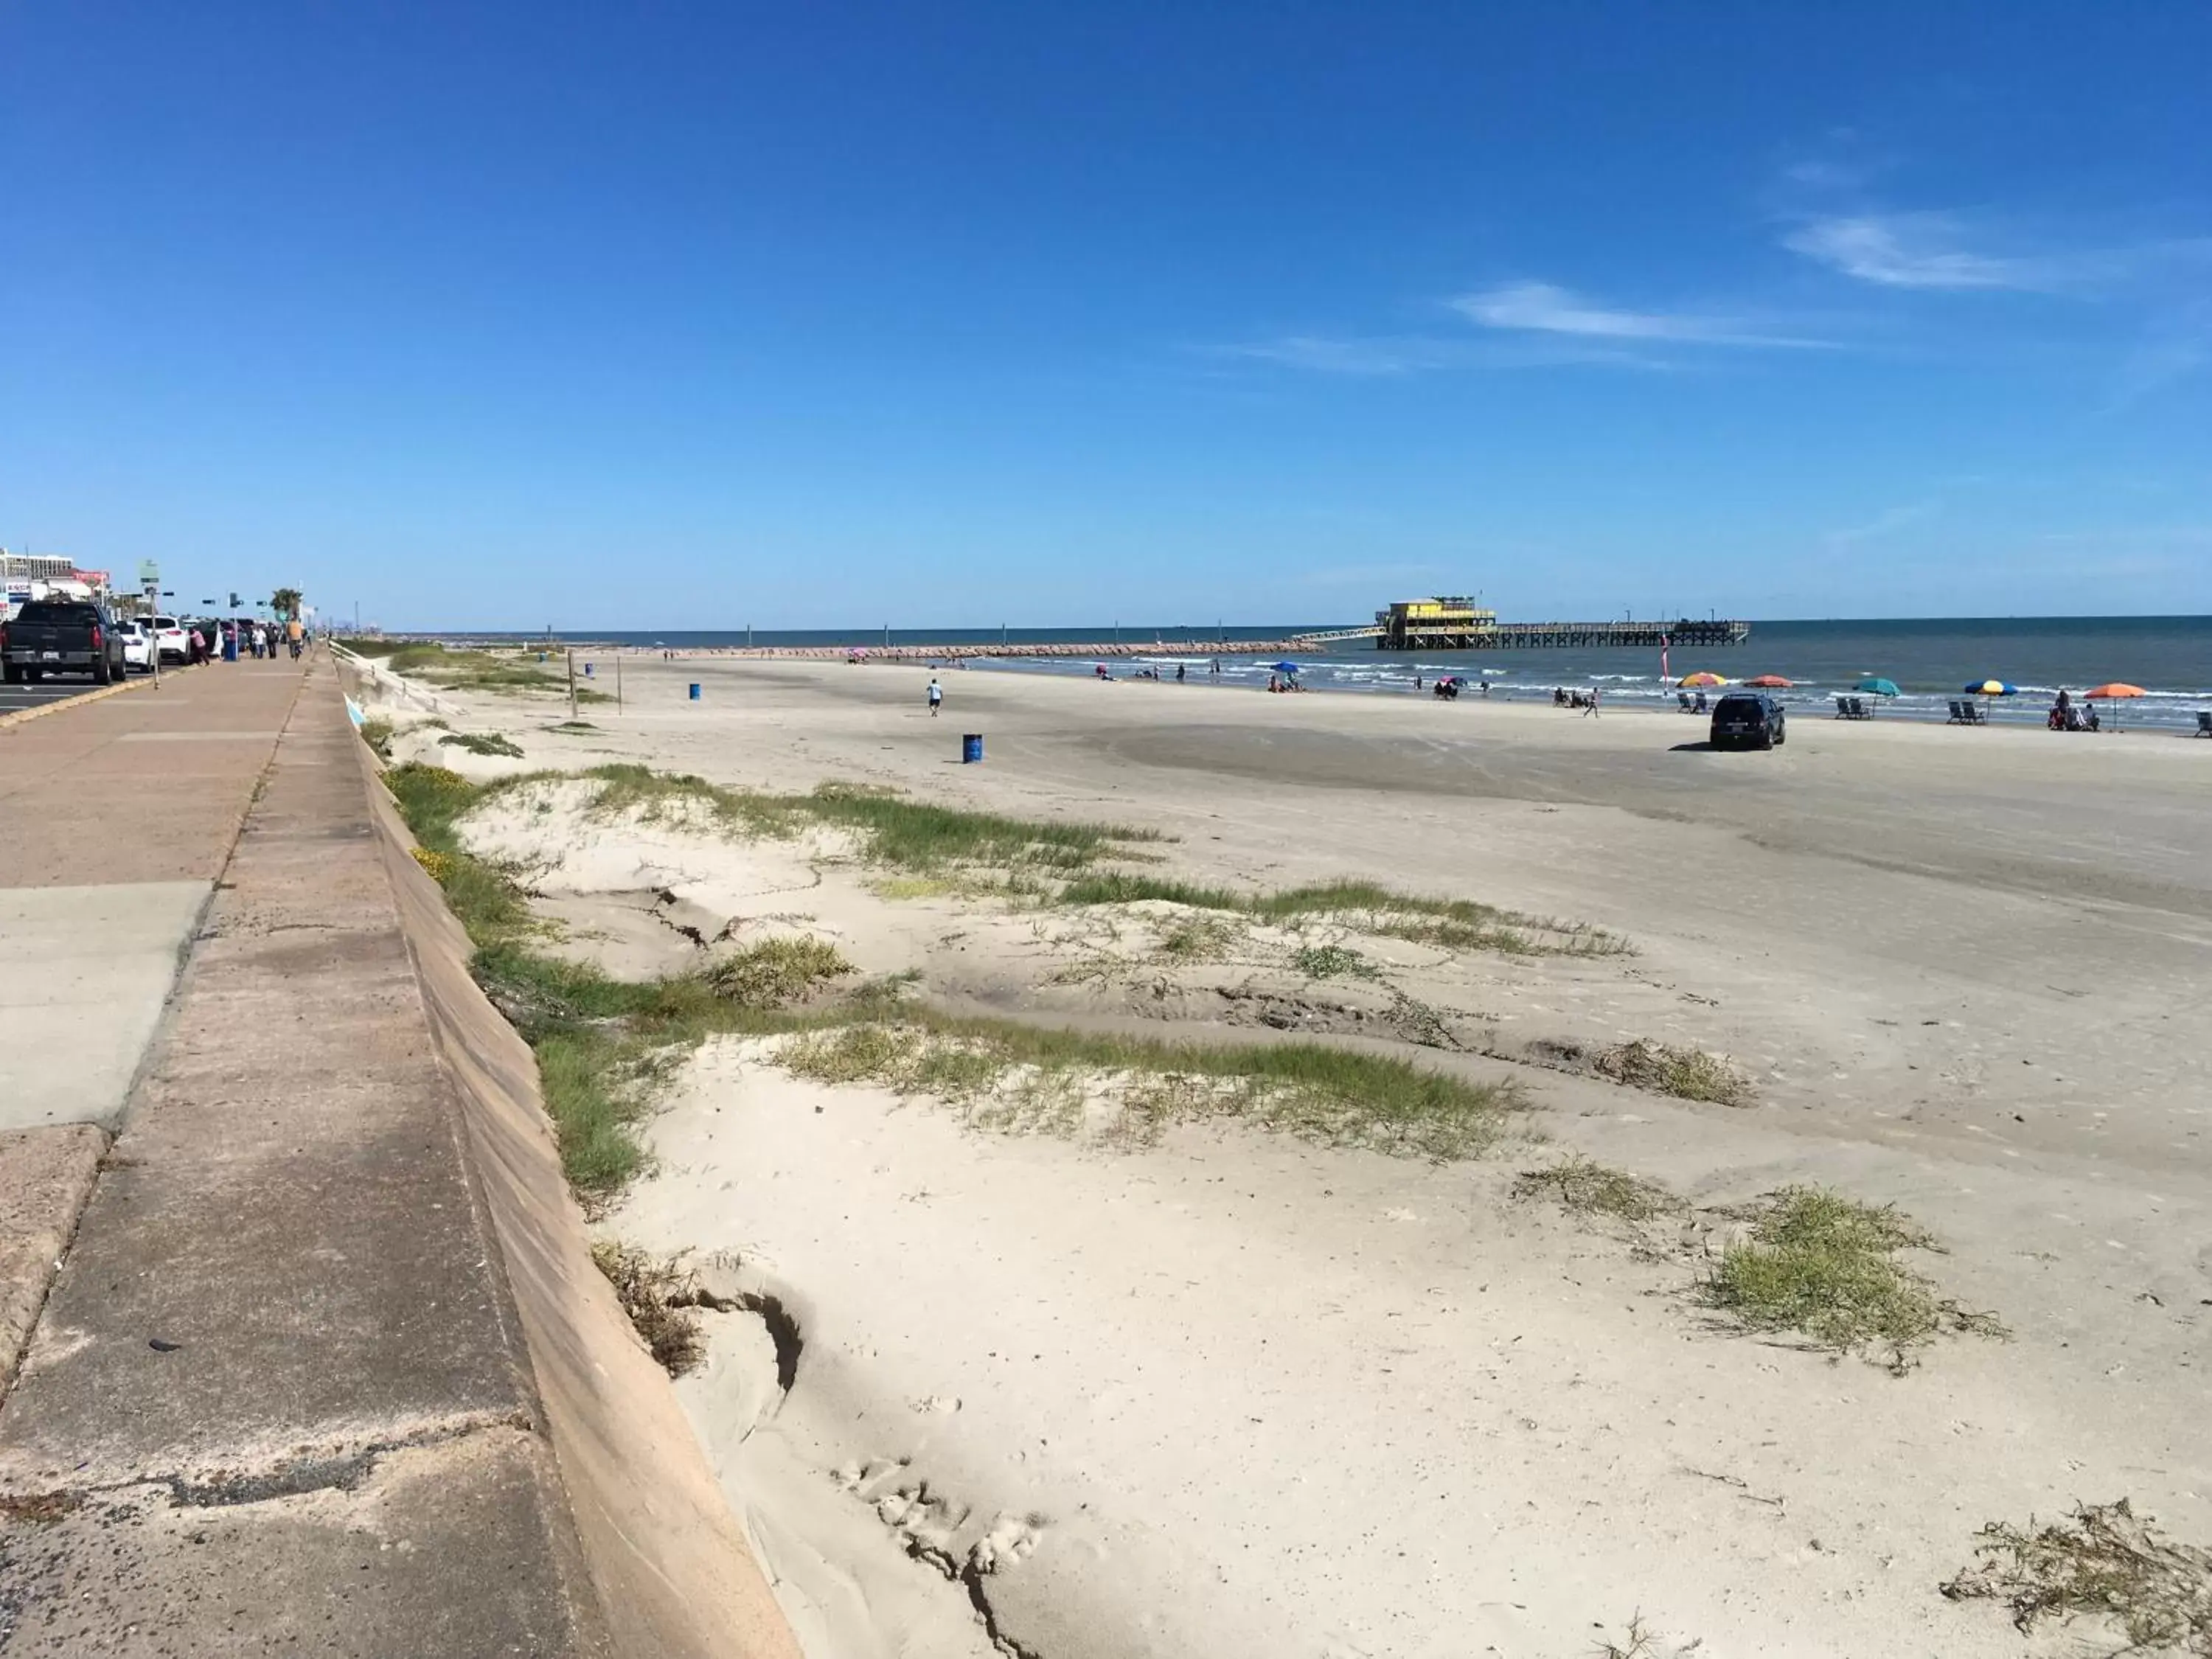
[962,733,984,764]
[688,682,701,701]
[583,662,594,678]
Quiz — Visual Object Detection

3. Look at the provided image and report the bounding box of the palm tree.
[269,587,304,619]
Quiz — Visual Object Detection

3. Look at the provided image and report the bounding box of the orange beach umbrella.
[1745,675,1792,688]
[2083,682,2145,699]
[1677,671,1728,688]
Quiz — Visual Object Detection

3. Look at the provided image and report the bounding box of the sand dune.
[364,654,2212,1658]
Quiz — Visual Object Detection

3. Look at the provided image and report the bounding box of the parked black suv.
[1709,692,1787,750]
[1,600,128,685]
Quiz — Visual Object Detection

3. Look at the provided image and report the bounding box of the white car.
[116,621,156,673]
[145,615,191,663]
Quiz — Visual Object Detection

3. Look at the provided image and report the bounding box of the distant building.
[1374,597,1498,650]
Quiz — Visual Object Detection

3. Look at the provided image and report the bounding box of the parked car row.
[1,603,294,684]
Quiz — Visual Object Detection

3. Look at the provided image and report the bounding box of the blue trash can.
[962,733,984,764]
[688,683,701,701]
[583,662,594,678]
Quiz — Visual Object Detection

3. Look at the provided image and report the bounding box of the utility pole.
[615,652,622,714]
[566,649,577,722]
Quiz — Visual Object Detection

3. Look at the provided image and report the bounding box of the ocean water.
[526,616,2212,732]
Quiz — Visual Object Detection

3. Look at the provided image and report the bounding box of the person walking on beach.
[1583,686,1601,717]
[927,678,943,716]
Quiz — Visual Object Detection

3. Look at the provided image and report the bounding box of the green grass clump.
[1060,874,1622,957]
[1943,1499,2212,1654]
[1514,1155,1684,1224]
[1292,942,1379,980]
[1705,1186,2005,1364]
[358,717,394,760]
[439,731,525,758]
[777,1012,1526,1161]
[1597,1039,1753,1105]
[366,640,613,702]
[571,765,1161,874]
[702,936,852,1007]
[1159,914,1245,961]
[802,782,1163,872]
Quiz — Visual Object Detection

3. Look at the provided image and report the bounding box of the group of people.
[184,616,306,664]
[2048,689,2101,732]
[1552,686,1601,714]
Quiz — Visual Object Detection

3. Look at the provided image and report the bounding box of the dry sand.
[362,655,2212,1658]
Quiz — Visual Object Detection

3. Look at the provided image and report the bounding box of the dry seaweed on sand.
[1942,1498,2212,1655]
[1595,1038,1753,1106]
[591,1241,707,1375]
[1513,1155,1686,1225]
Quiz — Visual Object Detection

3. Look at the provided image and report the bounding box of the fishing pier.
[1340,597,1751,653]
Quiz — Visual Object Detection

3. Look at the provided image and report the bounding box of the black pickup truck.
[1,600,128,684]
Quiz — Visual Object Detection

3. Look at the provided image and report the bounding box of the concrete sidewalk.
[0,659,307,1385]
[0,658,307,1133]
[0,658,609,1653]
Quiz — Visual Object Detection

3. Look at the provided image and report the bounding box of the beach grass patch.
[800,782,1164,872]
[1060,873,1624,957]
[1705,1186,2006,1364]
[776,1013,1526,1161]
[702,936,852,1007]
[439,730,526,758]
[373,641,614,702]
[358,717,394,760]
[1942,1499,2212,1653]
[1292,942,1380,980]
[1160,914,1245,961]
[1514,1155,1685,1225]
[1597,1039,1753,1105]
[872,874,962,900]
[591,1241,706,1375]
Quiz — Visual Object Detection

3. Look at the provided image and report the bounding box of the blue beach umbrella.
[1272,660,1301,674]
[1963,679,2017,697]
[1854,676,1900,698]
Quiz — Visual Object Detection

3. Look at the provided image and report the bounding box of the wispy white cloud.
[1208,330,1702,376]
[1784,210,2212,296]
[1823,501,1937,548]
[1452,282,1830,349]
[1216,335,1451,376]
[1785,212,2087,291]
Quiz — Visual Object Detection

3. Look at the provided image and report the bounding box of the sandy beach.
[360,652,2212,1658]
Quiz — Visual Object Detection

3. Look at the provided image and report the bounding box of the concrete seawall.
[0,661,798,1656]
[361,715,802,1659]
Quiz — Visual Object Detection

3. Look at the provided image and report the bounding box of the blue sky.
[4,2,2207,629]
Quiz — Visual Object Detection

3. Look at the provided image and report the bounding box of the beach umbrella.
[1272,660,1301,674]
[2083,682,2145,730]
[1964,680,2017,696]
[1745,675,1792,688]
[1854,676,1900,698]
[1678,671,1728,688]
